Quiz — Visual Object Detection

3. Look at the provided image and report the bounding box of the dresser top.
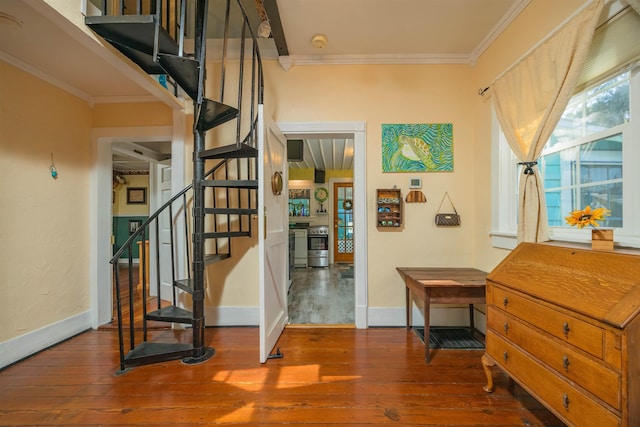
[487,243,640,328]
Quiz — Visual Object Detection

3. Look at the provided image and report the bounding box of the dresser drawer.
[491,286,605,358]
[488,306,621,410]
[486,331,620,427]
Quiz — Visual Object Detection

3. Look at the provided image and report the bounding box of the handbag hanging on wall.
[435,192,461,227]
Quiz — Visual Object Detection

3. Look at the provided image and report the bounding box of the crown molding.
[469,0,531,65]
[0,50,92,103]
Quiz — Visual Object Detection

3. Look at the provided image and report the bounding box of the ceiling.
[0,0,531,172]
[287,138,354,171]
[272,0,530,66]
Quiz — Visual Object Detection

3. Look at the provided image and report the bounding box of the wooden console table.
[396,267,487,363]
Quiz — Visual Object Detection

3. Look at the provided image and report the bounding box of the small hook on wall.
[50,152,58,179]
[478,87,490,96]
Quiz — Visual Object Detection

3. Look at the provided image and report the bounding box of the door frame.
[277,121,368,328]
[89,115,185,328]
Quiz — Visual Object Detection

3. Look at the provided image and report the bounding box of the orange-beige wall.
[91,102,173,128]
[0,61,92,343]
[471,0,587,270]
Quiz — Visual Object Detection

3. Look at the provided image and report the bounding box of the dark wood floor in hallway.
[0,327,564,426]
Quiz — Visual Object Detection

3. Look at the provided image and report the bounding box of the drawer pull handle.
[503,351,509,362]
[562,322,571,337]
[562,393,570,410]
[503,297,509,308]
[562,355,570,371]
[503,322,509,333]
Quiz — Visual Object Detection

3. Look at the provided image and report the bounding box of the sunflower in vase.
[565,205,611,229]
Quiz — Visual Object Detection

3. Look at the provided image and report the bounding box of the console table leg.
[481,353,495,393]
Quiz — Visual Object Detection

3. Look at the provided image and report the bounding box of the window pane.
[549,98,583,147]
[542,133,622,227]
[585,79,629,132]
[579,183,622,228]
[545,188,574,227]
[579,134,622,184]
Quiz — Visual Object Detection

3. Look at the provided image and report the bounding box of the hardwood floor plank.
[0,327,564,426]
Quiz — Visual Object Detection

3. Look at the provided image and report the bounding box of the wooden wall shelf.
[376,189,402,229]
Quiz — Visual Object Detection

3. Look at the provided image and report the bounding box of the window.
[492,4,640,249]
[540,73,628,229]
[493,69,639,248]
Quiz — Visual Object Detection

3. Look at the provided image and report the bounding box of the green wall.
[113,216,148,259]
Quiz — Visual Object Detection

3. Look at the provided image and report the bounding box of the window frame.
[491,67,640,249]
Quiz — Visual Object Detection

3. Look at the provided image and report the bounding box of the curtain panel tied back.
[492,0,605,243]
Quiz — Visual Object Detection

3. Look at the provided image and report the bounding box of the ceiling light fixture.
[311,34,328,49]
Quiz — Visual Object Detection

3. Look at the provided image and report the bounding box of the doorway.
[90,124,185,329]
[278,121,367,328]
[333,182,354,264]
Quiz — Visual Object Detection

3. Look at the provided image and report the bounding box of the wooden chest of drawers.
[482,243,640,427]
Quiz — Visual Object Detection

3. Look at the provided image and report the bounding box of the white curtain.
[628,0,640,15]
[492,0,604,243]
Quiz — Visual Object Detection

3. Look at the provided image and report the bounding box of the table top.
[396,267,487,288]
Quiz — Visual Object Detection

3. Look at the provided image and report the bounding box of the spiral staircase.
[86,0,264,373]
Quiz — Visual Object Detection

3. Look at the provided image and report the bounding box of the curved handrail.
[109,159,228,264]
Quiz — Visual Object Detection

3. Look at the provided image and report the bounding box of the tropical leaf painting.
[382,124,453,172]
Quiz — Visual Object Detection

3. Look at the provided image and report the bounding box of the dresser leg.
[481,353,495,393]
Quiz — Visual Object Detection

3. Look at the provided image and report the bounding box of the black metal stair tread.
[201,179,258,189]
[84,15,179,55]
[196,99,238,132]
[199,143,258,160]
[124,342,193,367]
[108,40,165,74]
[204,253,231,264]
[203,231,252,239]
[146,306,193,324]
[157,54,199,99]
[85,15,179,57]
[175,278,196,294]
[204,207,258,215]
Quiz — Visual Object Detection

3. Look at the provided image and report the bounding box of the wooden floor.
[100,264,170,330]
[0,327,565,426]
[288,264,355,324]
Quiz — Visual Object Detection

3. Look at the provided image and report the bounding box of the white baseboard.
[0,310,92,369]
[367,306,486,332]
[202,305,486,332]
[204,306,259,326]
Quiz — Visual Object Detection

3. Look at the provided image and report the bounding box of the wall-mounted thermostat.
[409,177,422,189]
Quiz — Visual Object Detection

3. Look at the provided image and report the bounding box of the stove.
[307,225,329,267]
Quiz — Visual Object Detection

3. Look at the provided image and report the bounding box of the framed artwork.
[127,187,147,204]
[382,123,453,172]
[129,220,142,234]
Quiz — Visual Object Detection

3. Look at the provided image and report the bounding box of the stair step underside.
[199,142,258,160]
[196,99,238,132]
[85,15,179,56]
[203,231,252,239]
[124,342,193,368]
[157,54,199,99]
[204,253,232,264]
[146,306,193,324]
[108,40,165,74]
[204,207,258,215]
[202,180,258,189]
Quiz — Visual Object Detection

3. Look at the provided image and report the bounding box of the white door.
[150,162,174,300]
[258,106,289,363]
